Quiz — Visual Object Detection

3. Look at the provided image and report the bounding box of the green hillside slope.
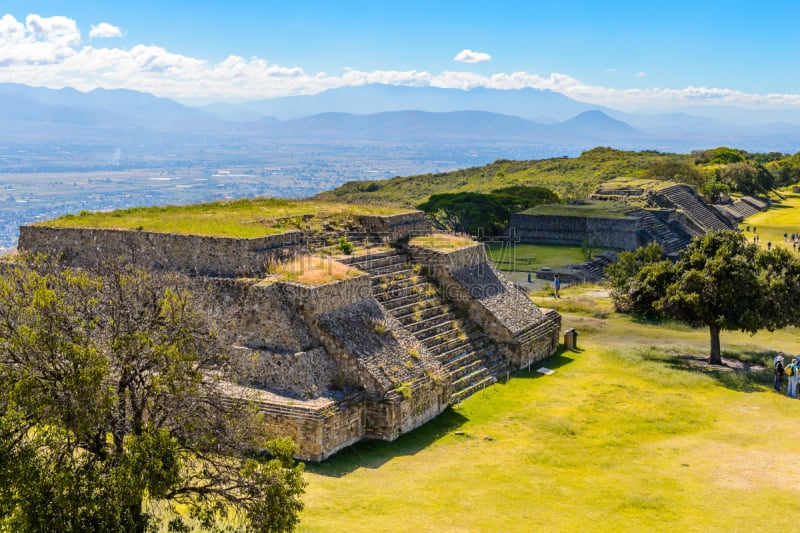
[315,146,800,207]
[314,147,692,206]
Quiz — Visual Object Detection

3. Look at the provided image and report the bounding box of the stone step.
[410,317,459,338]
[416,321,462,343]
[425,335,472,356]
[394,303,450,322]
[345,251,407,271]
[376,286,432,310]
[400,311,457,332]
[387,298,443,320]
[370,271,425,291]
[369,262,413,277]
[450,375,497,404]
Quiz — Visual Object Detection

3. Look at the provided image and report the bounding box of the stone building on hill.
[17,210,561,461]
[510,177,765,259]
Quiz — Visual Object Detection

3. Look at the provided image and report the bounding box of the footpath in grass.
[298,287,800,532]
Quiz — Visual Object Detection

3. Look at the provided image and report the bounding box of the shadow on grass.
[304,406,469,477]
[307,347,580,475]
[507,347,578,380]
[642,347,773,393]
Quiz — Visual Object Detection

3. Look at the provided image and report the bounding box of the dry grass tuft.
[410,233,476,251]
[271,255,361,285]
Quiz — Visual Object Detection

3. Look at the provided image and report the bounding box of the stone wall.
[360,211,431,241]
[245,389,367,462]
[508,214,640,249]
[17,225,302,277]
[230,347,340,399]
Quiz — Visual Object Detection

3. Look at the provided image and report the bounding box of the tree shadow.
[304,406,469,477]
[645,348,773,393]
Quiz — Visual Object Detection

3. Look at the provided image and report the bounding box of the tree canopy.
[608,231,800,365]
[0,258,305,532]
[417,185,560,236]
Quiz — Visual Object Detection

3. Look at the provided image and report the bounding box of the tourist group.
[774,352,800,397]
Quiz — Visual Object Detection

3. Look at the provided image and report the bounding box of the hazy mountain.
[0,83,228,139]
[202,84,606,122]
[4,82,800,153]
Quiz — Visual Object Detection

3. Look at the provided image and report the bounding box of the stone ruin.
[511,178,766,261]
[17,211,561,461]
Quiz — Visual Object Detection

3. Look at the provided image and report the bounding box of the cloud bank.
[2,13,800,111]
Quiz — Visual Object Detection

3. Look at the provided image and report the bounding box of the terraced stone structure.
[17,209,560,461]
[511,177,764,258]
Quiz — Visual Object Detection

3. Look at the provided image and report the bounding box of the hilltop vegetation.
[38,198,413,238]
[315,146,800,207]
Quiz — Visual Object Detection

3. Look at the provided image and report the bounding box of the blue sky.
[2,1,799,110]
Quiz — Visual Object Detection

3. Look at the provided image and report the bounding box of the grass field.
[739,186,800,252]
[486,242,594,272]
[37,198,412,238]
[298,285,800,531]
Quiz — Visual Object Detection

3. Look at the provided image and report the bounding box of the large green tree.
[417,186,559,236]
[0,258,305,532]
[631,231,800,365]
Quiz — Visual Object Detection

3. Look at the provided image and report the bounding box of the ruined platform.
[17,208,560,461]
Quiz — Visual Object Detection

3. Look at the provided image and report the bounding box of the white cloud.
[636,71,647,78]
[453,49,491,63]
[3,13,800,111]
[89,22,122,39]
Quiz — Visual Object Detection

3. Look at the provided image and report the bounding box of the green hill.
[314,147,693,206]
[314,146,800,207]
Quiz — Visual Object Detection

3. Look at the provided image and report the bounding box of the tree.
[718,161,774,195]
[0,258,305,532]
[646,160,704,190]
[605,242,666,313]
[651,231,800,365]
[417,186,560,236]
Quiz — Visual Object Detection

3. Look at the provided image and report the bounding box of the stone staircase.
[628,208,691,255]
[344,249,509,404]
[657,184,732,232]
[729,196,766,219]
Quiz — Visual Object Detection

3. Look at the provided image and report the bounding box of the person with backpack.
[775,353,785,392]
[787,358,798,398]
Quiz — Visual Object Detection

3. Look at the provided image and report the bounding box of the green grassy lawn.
[298,284,800,532]
[486,243,593,272]
[521,201,630,218]
[37,198,413,238]
[739,186,800,252]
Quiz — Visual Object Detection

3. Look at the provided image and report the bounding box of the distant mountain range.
[2,82,800,152]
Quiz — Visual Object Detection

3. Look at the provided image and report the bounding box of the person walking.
[775,353,785,392]
[553,274,561,298]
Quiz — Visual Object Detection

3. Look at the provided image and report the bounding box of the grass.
[314,147,695,206]
[486,242,594,271]
[409,233,476,252]
[297,284,800,532]
[739,185,800,253]
[521,200,630,218]
[38,198,414,238]
[270,256,362,285]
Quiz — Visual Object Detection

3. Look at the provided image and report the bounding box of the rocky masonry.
[17,211,560,461]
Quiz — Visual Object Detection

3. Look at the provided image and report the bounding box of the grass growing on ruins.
[38,198,414,238]
[298,285,800,532]
[520,200,630,218]
[486,242,591,272]
[270,256,362,285]
[409,233,476,251]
